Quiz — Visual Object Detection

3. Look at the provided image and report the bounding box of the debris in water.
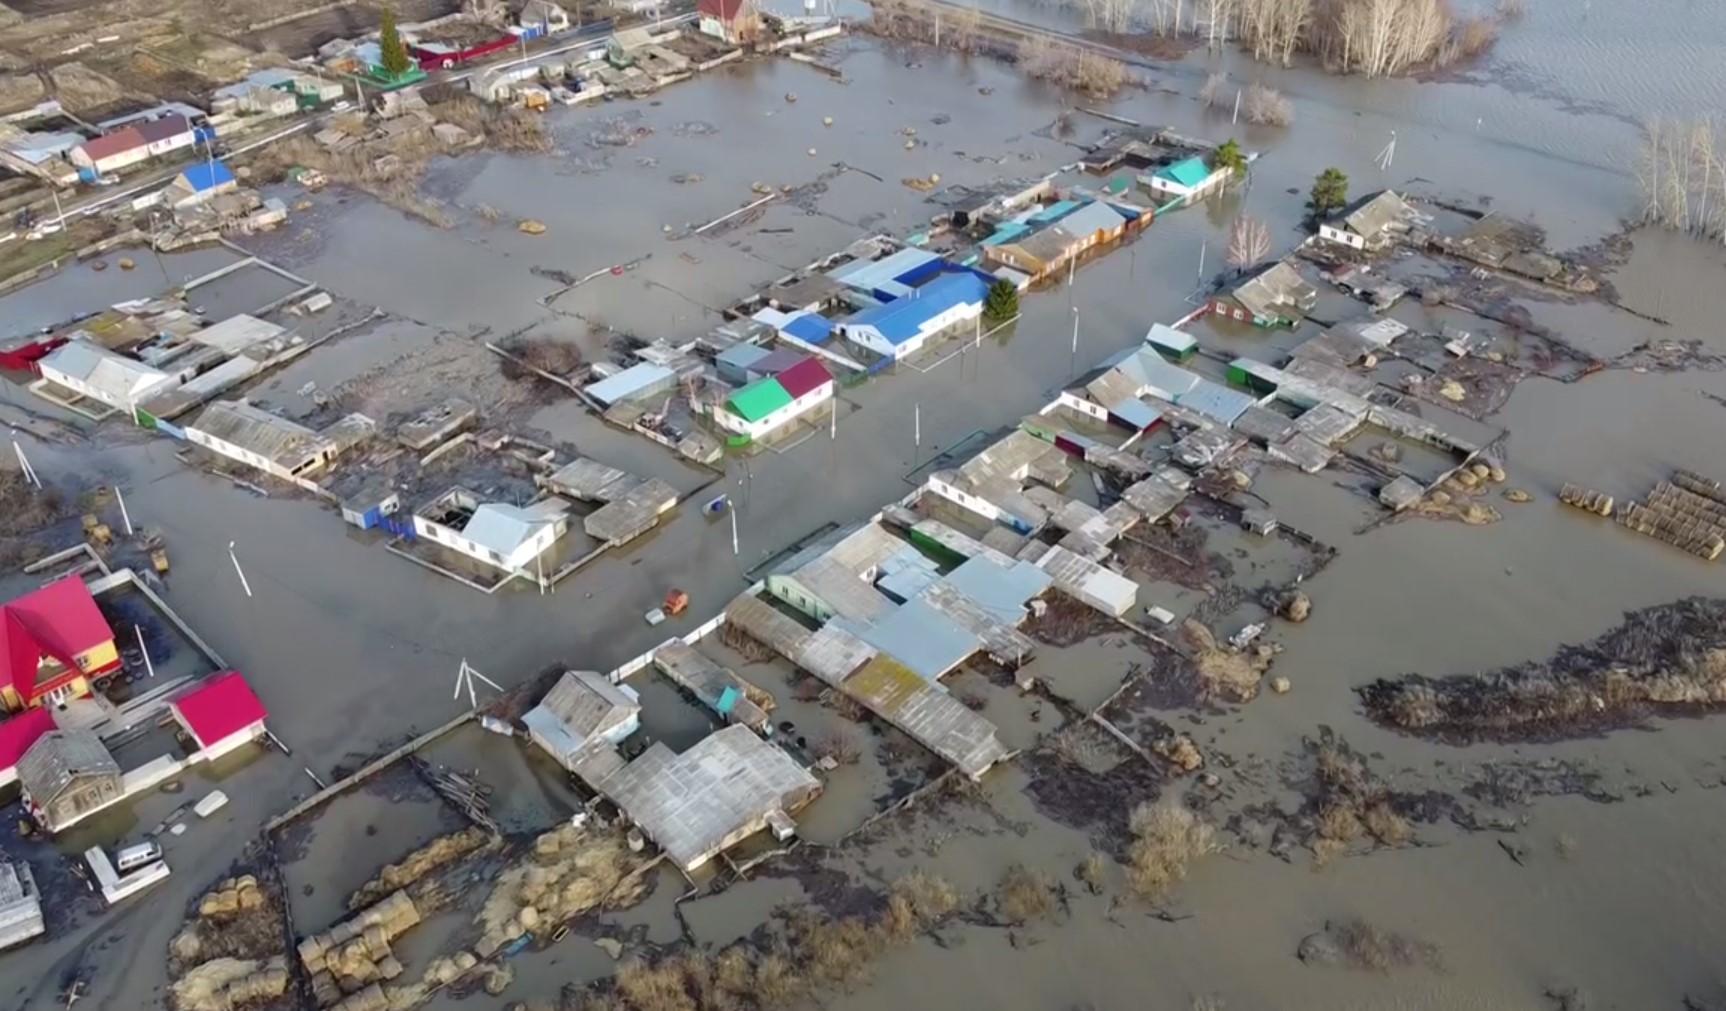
[518,219,547,235]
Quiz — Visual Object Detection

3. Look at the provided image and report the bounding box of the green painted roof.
[727,377,793,422]
[1157,156,1211,188]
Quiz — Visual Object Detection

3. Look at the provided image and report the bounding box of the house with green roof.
[1142,154,1232,205]
[716,356,835,443]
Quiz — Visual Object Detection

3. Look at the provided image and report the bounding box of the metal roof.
[462,501,563,556]
[774,357,832,399]
[716,342,770,372]
[177,160,236,193]
[133,115,192,144]
[728,377,793,422]
[585,362,673,406]
[1109,398,1164,431]
[1176,378,1257,425]
[537,671,640,742]
[1145,323,1196,355]
[837,599,979,681]
[841,272,987,347]
[1156,156,1211,188]
[826,247,941,291]
[40,341,170,401]
[1055,200,1126,238]
[76,127,147,162]
[189,314,286,354]
[191,401,332,468]
[781,312,832,344]
[939,555,1051,625]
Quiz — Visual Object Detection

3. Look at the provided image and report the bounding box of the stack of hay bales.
[1619,479,1726,560]
[197,874,268,918]
[299,891,421,1006]
[1559,483,1614,516]
[169,956,290,1011]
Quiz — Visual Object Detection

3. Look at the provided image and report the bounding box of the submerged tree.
[1308,166,1349,220]
[379,6,413,78]
[1227,214,1271,273]
[1211,138,1247,175]
[984,278,1020,321]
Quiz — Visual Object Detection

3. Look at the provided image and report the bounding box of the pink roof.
[0,709,55,772]
[172,671,267,748]
[699,0,747,19]
[77,126,147,162]
[774,356,833,399]
[1,578,114,701]
[134,115,192,144]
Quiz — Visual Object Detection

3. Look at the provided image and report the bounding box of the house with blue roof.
[837,272,989,360]
[165,160,238,208]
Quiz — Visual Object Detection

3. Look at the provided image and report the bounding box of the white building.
[838,272,988,361]
[1317,190,1416,251]
[185,400,340,484]
[522,670,641,772]
[715,356,835,441]
[413,489,569,582]
[1142,155,1233,204]
[0,863,43,951]
[36,341,173,411]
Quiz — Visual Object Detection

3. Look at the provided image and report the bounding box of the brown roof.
[77,127,147,161]
[699,0,748,20]
[133,115,192,145]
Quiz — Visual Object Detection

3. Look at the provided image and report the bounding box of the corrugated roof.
[585,362,673,406]
[133,115,191,144]
[538,670,639,741]
[1175,378,1257,425]
[189,314,283,354]
[1029,199,1080,224]
[827,247,941,291]
[2,578,113,701]
[843,272,987,347]
[781,312,832,344]
[170,671,266,748]
[939,556,1051,625]
[191,400,331,468]
[462,501,563,557]
[178,160,235,193]
[1109,398,1163,431]
[41,341,170,401]
[1145,323,1196,355]
[1056,200,1126,238]
[728,377,793,422]
[1156,156,1211,188]
[76,127,147,162]
[716,343,770,372]
[774,357,832,399]
[837,599,979,681]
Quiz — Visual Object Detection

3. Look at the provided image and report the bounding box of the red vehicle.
[409,34,517,71]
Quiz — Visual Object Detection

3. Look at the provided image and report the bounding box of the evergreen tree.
[1211,138,1247,175]
[984,279,1019,321]
[379,7,412,78]
[1309,167,1350,220]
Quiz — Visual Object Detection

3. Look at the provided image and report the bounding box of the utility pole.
[1232,88,1240,125]
[729,504,739,556]
[1376,130,1396,172]
[12,440,40,489]
[914,403,921,461]
[1070,306,1079,378]
[114,485,133,536]
[829,399,836,439]
[134,625,155,678]
[228,540,253,598]
[1197,240,1206,287]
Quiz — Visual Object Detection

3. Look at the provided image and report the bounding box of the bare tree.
[1200,0,1236,48]
[1639,116,1726,242]
[1199,71,1228,108]
[1242,81,1293,124]
[1228,214,1271,272]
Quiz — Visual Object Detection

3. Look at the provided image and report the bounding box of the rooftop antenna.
[1375,130,1396,172]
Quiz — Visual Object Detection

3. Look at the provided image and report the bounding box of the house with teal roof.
[1142,155,1232,205]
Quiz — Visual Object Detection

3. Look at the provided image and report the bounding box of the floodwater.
[4,4,1726,1009]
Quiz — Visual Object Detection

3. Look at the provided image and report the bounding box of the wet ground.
[4,4,1726,1009]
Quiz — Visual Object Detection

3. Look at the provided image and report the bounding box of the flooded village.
[1,0,1726,1009]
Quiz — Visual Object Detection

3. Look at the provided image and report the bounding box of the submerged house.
[717,356,834,441]
[185,400,341,484]
[167,671,269,761]
[837,272,988,360]
[522,670,641,772]
[17,730,121,833]
[35,341,173,412]
[413,489,569,582]
[0,577,119,713]
[1317,190,1416,251]
[1209,260,1317,327]
[1142,155,1232,204]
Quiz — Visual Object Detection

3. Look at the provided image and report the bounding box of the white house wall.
[1318,223,1365,249]
[723,383,833,439]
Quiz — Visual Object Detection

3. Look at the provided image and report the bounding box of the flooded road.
[3,5,1726,1009]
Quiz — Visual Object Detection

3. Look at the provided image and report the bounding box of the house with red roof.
[697,0,760,43]
[169,671,268,761]
[0,709,55,789]
[717,354,834,441]
[70,126,149,176]
[133,114,195,158]
[0,578,120,713]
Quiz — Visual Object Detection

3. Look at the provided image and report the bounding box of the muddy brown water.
[3,7,1726,1009]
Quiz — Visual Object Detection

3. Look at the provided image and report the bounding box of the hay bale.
[331,983,390,1011]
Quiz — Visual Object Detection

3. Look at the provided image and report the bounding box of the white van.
[115,841,163,874]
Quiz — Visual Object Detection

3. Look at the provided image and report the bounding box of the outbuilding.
[70,127,148,177]
[168,671,269,760]
[18,730,121,833]
[165,160,238,208]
